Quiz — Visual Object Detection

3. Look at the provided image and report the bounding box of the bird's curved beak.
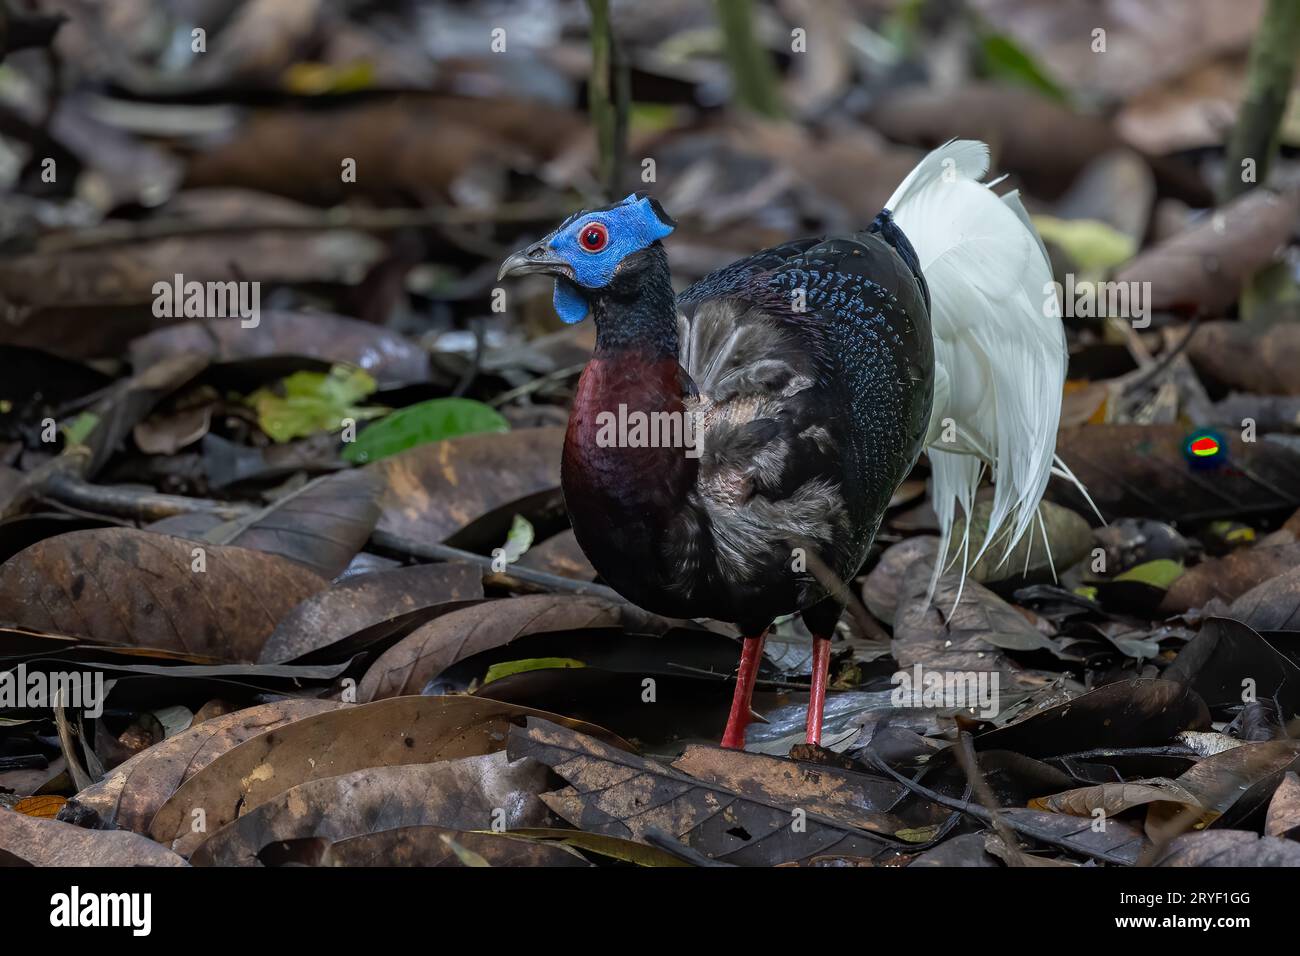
[497,243,573,281]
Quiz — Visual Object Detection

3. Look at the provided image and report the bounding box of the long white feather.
[886,139,1085,600]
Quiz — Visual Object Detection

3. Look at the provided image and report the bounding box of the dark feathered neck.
[589,242,678,359]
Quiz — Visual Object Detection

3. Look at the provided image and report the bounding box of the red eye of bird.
[579,222,608,252]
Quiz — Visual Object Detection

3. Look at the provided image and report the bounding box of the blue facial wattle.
[553,278,589,325]
[544,194,674,323]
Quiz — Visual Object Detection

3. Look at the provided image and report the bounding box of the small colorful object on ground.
[1184,428,1227,470]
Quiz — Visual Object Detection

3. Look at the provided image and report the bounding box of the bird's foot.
[805,634,832,746]
[720,631,767,749]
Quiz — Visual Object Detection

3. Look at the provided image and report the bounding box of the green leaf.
[496,514,535,567]
[1031,216,1137,277]
[978,33,1068,103]
[341,397,509,464]
[895,825,940,844]
[245,364,385,443]
[1114,559,1185,590]
[60,412,100,446]
[482,657,586,685]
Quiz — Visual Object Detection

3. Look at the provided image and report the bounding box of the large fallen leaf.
[201,469,382,580]
[0,528,327,660]
[59,699,344,833]
[149,694,629,856]
[130,310,430,388]
[1265,771,1300,839]
[1189,320,1300,397]
[189,752,554,866]
[358,594,665,701]
[290,825,589,867]
[1226,567,1300,632]
[0,230,383,311]
[369,427,563,543]
[258,562,483,663]
[1161,544,1300,614]
[1156,740,1300,834]
[994,808,1147,865]
[975,679,1210,758]
[1152,830,1300,866]
[184,95,583,206]
[1031,740,1300,838]
[0,808,187,866]
[1114,188,1300,314]
[1052,424,1300,523]
[1164,617,1300,717]
[670,745,916,835]
[1031,780,1199,820]
[509,718,896,866]
[906,832,997,867]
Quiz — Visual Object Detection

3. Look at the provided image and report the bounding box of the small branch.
[1221,0,1300,202]
[868,752,1140,866]
[954,732,1022,860]
[586,0,623,198]
[369,529,628,603]
[26,470,629,602]
[1120,318,1201,396]
[488,362,586,408]
[715,0,785,118]
[41,472,253,522]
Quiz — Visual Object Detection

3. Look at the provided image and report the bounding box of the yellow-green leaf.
[1114,559,1184,590]
[483,657,586,685]
[1032,215,1137,276]
[245,364,386,443]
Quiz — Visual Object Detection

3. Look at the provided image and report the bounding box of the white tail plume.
[886,139,1091,600]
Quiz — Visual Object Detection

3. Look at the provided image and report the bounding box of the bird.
[498,139,1087,750]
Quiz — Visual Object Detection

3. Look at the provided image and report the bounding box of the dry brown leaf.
[189,752,555,866]
[510,718,896,866]
[1113,188,1300,315]
[357,594,646,701]
[148,694,630,856]
[60,699,344,834]
[370,428,564,544]
[1160,543,1300,614]
[0,808,187,866]
[0,527,327,660]
[1264,771,1300,839]
[258,562,484,664]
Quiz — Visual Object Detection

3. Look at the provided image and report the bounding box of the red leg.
[720,631,766,749]
[805,634,832,746]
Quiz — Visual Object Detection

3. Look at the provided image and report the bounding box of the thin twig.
[369,529,627,602]
[954,731,1021,858]
[1120,318,1202,396]
[867,752,1139,866]
[488,363,587,408]
[42,472,253,522]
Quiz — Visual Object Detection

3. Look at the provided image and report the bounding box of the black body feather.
[562,213,934,633]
